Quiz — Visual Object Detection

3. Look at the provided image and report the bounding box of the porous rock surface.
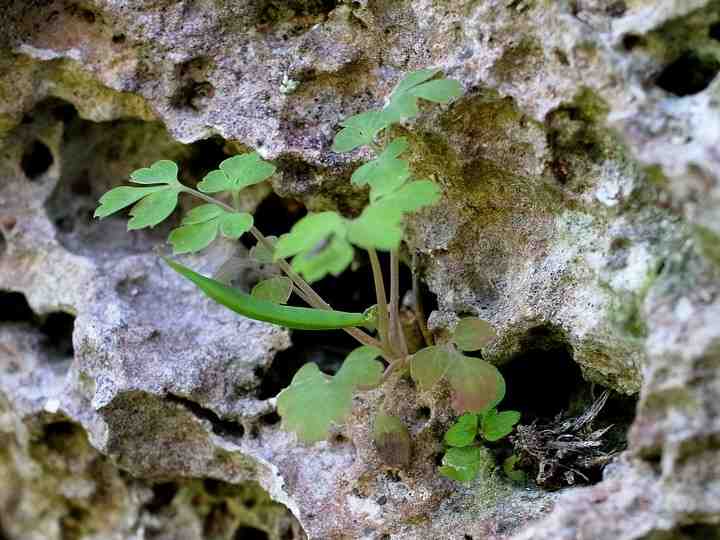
[0,0,719,538]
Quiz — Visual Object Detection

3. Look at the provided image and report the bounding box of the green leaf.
[129,160,179,185]
[197,169,232,193]
[276,346,383,443]
[274,212,346,260]
[291,235,354,283]
[373,413,411,468]
[276,363,353,443]
[220,212,254,239]
[409,345,453,391]
[168,220,219,254]
[481,409,520,442]
[251,276,293,304]
[384,69,462,123]
[452,318,497,351]
[446,353,505,414]
[331,111,392,152]
[351,137,411,196]
[374,180,441,213]
[182,203,225,225]
[220,152,276,190]
[503,455,526,483]
[333,346,383,389]
[444,413,478,447]
[439,446,482,483]
[250,236,278,263]
[347,205,403,251]
[127,189,179,230]
[94,186,166,218]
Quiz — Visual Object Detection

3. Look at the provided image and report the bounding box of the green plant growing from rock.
[94,68,513,480]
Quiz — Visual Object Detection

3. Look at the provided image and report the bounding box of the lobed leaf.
[197,169,232,193]
[250,236,278,263]
[127,189,179,230]
[276,346,383,443]
[274,212,346,260]
[439,446,483,483]
[409,345,453,391]
[444,413,478,447]
[384,69,462,123]
[481,409,520,442]
[373,413,411,468]
[220,212,254,239]
[351,137,410,194]
[94,185,166,218]
[446,353,505,414]
[168,220,219,254]
[220,152,277,190]
[182,203,224,225]
[373,179,441,213]
[331,111,392,152]
[251,276,293,304]
[291,235,354,283]
[452,318,497,351]
[346,205,404,251]
[129,160,179,185]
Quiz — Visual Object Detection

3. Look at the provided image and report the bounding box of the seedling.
[95,69,513,480]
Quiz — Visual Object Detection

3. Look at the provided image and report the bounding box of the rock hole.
[247,192,306,243]
[655,51,720,96]
[42,421,82,452]
[0,231,5,258]
[145,482,179,512]
[61,504,90,540]
[710,22,720,41]
[260,411,281,425]
[0,291,75,361]
[416,406,431,420]
[171,57,215,111]
[112,33,126,44]
[499,324,583,422]
[621,33,645,51]
[234,526,269,540]
[166,395,245,439]
[21,140,54,180]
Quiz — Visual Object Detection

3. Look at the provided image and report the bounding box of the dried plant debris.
[510,391,621,489]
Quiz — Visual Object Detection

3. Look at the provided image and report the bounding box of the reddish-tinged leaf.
[446,353,505,414]
[409,345,452,390]
[452,318,497,352]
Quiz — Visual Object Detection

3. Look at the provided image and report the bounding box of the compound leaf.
[182,203,225,225]
[168,220,219,254]
[408,79,463,102]
[276,363,352,443]
[274,212,346,260]
[220,212,254,239]
[384,69,462,123]
[129,160,179,185]
[251,276,293,304]
[444,413,478,447]
[446,353,505,414]
[332,111,392,152]
[220,152,276,190]
[481,409,520,442]
[197,169,232,193]
[409,345,452,391]
[291,235,354,283]
[127,189,179,230]
[94,185,166,218]
[351,137,411,195]
[373,413,411,468]
[439,446,483,483]
[452,317,497,351]
[374,180,441,213]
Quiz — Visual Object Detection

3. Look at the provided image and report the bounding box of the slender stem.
[180,186,381,349]
[367,248,393,355]
[231,190,241,211]
[389,250,408,356]
[412,252,434,347]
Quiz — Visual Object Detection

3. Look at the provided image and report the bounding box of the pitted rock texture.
[1,0,720,539]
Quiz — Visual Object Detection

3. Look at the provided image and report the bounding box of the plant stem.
[412,252,434,347]
[231,190,241,211]
[368,248,392,356]
[389,249,408,356]
[180,186,381,349]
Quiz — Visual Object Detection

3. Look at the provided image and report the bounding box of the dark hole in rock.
[416,406,431,420]
[21,139,54,179]
[112,33,126,44]
[622,33,645,51]
[385,470,401,483]
[710,22,720,41]
[0,231,5,258]
[464,535,474,540]
[42,421,82,452]
[433,452,444,466]
[259,411,281,425]
[234,526,269,540]
[257,0,337,26]
[0,291,75,360]
[61,504,91,540]
[145,482,179,512]
[246,193,306,244]
[655,51,720,96]
[499,324,583,422]
[257,251,411,399]
[677,524,720,539]
[167,395,245,439]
